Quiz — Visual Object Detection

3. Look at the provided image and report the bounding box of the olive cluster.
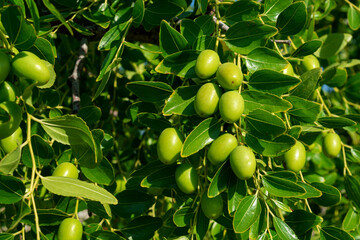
[156,50,343,221]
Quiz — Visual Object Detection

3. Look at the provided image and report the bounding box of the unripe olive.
[0,101,22,139]
[52,162,79,179]
[194,82,222,118]
[300,55,320,72]
[201,193,223,219]
[283,141,306,172]
[157,128,184,164]
[12,51,50,86]
[175,162,198,194]
[282,63,296,77]
[0,127,22,153]
[230,146,256,180]
[322,132,342,158]
[207,133,237,165]
[0,51,11,84]
[219,91,244,123]
[0,81,17,103]
[216,62,243,90]
[195,50,220,79]
[58,218,83,240]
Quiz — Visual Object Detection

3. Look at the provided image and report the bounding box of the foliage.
[0,0,360,239]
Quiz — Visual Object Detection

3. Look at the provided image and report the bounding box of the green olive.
[194,82,222,118]
[157,128,184,164]
[207,133,237,165]
[57,218,83,240]
[52,162,79,179]
[195,50,221,79]
[322,132,342,158]
[300,55,320,72]
[0,51,11,84]
[0,81,17,103]
[175,162,198,194]
[201,193,223,219]
[12,51,50,86]
[216,62,243,90]
[0,101,22,139]
[230,146,256,180]
[282,63,296,77]
[0,127,22,153]
[114,175,126,194]
[219,91,244,123]
[283,141,306,172]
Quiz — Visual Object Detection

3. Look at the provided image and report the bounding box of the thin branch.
[69,38,88,113]
[270,39,292,45]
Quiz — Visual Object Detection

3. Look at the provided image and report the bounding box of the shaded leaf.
[262,175,305,198]
[233,195,261,233]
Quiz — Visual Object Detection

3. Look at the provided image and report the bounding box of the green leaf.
[22,208,69,226]
[233,195,261,233]
[276,2,307,35]
[318,117,356,128]
[126,81,173,103]
[181,117,222,157]
[249,200,266,239]
[344,175,360,210]
[22,135,54,168]
[311,182,341,207]
[140,164,177,188]
[111,190,155,218]
[0,175,25,204]
[41,176,117,204]
[1,5,37,50]
[262,175,305,198]
[224,21,278,54]
[24,0,40,32]
[285,96,321,123]
[69,21,94,36]
[28,37,56,65]
[155,50,199,78]
[290,68,321,99]
[273,216,299,240]
[295,182,322,199]
[0,233,14,240]
[246,134,296,157]
[40,115,101,168]
[320,226,354,240]
[144,0,186,26]
[264,0,292,21]
[348,5,360,30]
[246,109,286,140]
[272,199,292,213]
[249,70,301,95]
[194,15,215,36]
[267,171,297,182]
[133,0,145,27]
[163,85,200,116]
[225,0,260,24]
[160,20,189,56]
[345,73,360,102]
[195,208,209,240]
[291,40,323,57]
[173,206,194,227]
[78,106,102,125]
[0,144,21,175]
[42,0,73,35]
[208,161,232,198]
[137,113,172,132]
[242,90,292,114]
[87,201,112,219]
[81,157,114,185]
[285,210,323,236]
[342,207,359,231]
[324,68,347,88]
[246,47,289,73]
[98,21,131,51]
[227,174,246,216]
[180,19,202,47]
[122,216,162,240]
[90,230,126,240]
[315,33,352,59]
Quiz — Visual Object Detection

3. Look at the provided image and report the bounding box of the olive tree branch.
[69,38,88,113]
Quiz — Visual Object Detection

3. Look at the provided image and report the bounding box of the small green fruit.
[0,81,17,103]
[52,162,79,179]
[195,50,220,79]
[194,82,222,118]
[216,62,243,90]
[0,51,11,84]
[0,101,22,139]
[300,55,320,72]
[230,146,256,180]
[58,218,83,240]
[207,133,237,165]
[201,193,223,219]
[157,128,184,164]
[322,132,342,158]
[175,162,198,194]
[282,63,296,77]
[219,91,244,123]
[0,127,22,153]
[284,141,306,172]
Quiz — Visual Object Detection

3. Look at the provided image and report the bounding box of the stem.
[299,171,313,213]
[74,198,80,220]
[31,193,41,240]
[0,29,10,50]
[316,88,332,116]
[342,145,352,176]
[26,113,38,196]
[287,36,297,50]
[345,0,360,12]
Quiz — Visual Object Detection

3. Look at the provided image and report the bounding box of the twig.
[270,39,292,45]
[69,38,88,113]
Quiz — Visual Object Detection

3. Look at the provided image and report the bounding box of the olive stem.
[299,171,313,213]
[287,36,297,50]
[26,113,38,196]
[316,88,332,116]
[284,112,291,129]
[74,198,80,220]
[272,39,282,56]
[344,0,360,12]
[342,145,352,176]
[31,193,41,240]
[0,29,10,50]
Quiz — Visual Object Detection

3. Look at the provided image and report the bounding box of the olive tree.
[0,0,360,239]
